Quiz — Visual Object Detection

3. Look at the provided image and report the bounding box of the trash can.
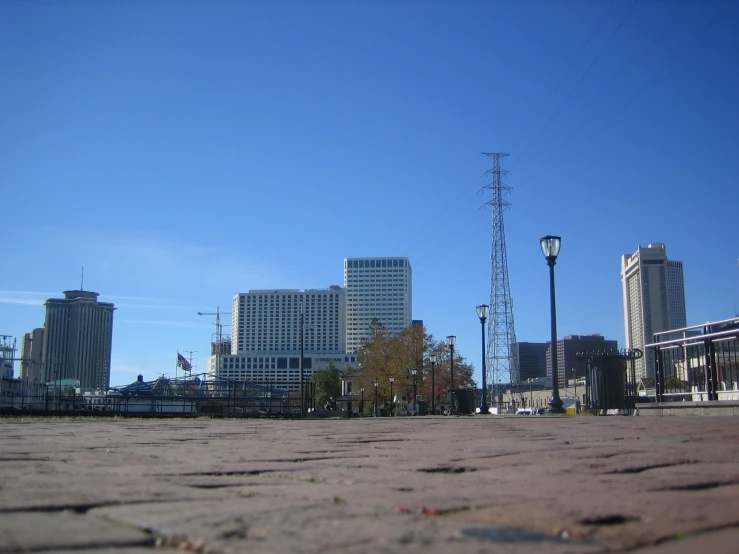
[588,356,626,410]
[454,389,476,414]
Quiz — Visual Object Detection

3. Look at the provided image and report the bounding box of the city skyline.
[2,1,738,386]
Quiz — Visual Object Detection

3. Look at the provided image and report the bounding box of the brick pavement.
[1,416,738,553]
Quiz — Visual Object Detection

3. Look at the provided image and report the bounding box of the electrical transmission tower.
[482,153,520,408]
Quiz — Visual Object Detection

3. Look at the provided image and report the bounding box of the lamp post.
[299,300,304,419]
[360,387,365,416]
[447,336,456,414]
[411,369,417,415]
[389,377,394,416]
[540,235,565,413]
[373,380,379,417]
[430,354,437,415]
[528,378,534,413]
[573,367,577,406]
[476,304,490,414]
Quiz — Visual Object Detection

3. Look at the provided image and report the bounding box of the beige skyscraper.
[621,244,687,379]
[20,327,45,381]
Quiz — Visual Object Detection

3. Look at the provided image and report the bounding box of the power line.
[516,0,641,164]
[508,0,617,156]
[515,3,681,184]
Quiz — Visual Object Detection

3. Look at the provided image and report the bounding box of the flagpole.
[175,352,178,388]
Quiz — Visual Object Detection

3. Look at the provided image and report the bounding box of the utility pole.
[482,153,520,412]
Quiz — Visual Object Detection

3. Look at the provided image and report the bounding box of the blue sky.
[2,0,738,387]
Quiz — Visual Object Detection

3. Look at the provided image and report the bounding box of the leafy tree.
[355,322,477,410]
[311,362,342,409]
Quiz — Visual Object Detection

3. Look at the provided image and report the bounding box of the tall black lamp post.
[299,300,304,419]
[540,235,565,414]
[476,304,490,414]
[373,380,379,417]
[447,335,456,414]
[360,387,364,416]
[430,354,437,415]
[411,369,417,415]
[389,377,394,416]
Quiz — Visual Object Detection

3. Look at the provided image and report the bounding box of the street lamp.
[389,377,395,416]
[373,380,379,417]
[447,335,456,414]
[476,304,490,415]
[540,235,565,413]
[360,387,365,416]
[430,353,437,415]
[411,369,417,415]
[299,300,304,419]
[528,378,534,414]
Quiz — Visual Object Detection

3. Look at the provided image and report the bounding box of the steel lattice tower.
[482,153,519,406]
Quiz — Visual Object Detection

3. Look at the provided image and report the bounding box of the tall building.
[667,260,687,331]
[513,342,548,381]
[232,287,346,354]
[344,257,412,353]
[20,328,45,381]
[546,335,618,389]
[621,243,687,378]
[42,290,115,390]
[215,286,354,390]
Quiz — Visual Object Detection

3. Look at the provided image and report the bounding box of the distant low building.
[546,335,618,389]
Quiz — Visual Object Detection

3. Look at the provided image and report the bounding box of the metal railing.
[647,317,739,402]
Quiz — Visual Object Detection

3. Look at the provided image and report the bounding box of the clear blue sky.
[2,0,738,387]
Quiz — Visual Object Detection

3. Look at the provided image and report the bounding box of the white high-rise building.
[207,286,355,390]
[232,287,346,354]
[344,257,412,353]
[621,244,687,379]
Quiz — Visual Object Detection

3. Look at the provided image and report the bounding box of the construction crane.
[197,307,232,354]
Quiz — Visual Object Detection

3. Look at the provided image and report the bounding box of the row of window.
[346,259,407,268]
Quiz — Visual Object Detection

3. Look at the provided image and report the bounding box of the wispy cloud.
[0,291,55,306]
[117,319,211,329]
[0,290,197,311]
[70,234,284,292]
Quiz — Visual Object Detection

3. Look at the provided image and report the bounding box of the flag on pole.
[177,352,192,372]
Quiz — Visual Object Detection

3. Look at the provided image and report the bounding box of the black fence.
[0,374,299,418]
[648,317,739,402]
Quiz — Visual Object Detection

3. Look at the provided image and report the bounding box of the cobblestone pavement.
[1,416,738,553]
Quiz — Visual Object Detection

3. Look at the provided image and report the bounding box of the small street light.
[447,336,456,414]
[389,377,395,416]
[540,235,565,414]
[411,369,417,415]
[430,353,437,415]
[476,304,490,415]
[360,387,365,416]
[373,380,379,417]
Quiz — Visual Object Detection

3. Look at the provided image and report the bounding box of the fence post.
[706,339,718,401]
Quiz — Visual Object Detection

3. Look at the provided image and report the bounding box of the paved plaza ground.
[1,415,739,553]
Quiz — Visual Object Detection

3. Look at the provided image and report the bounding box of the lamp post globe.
[447,335,456,414]
[476,304,490,414]
[540,235,565,414]
[429,353,437,415]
